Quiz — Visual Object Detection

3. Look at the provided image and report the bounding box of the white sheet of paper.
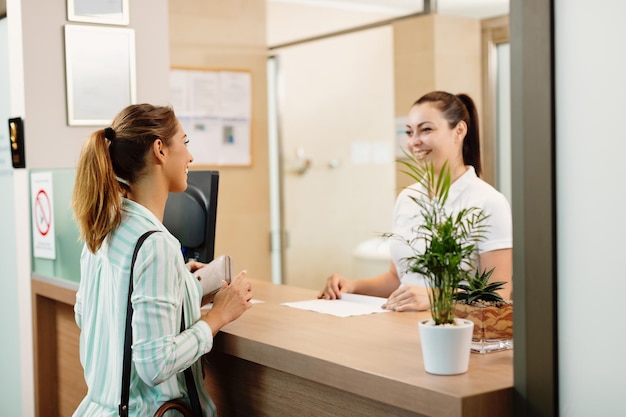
[282,293,390,317]
[201,299,264,310]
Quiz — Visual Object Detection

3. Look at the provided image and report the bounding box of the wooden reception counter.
[32,276,512,417]
[203,280,513,417]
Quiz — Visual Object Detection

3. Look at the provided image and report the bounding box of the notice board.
[170,68,252,166]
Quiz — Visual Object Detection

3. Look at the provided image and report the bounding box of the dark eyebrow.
[406,122,433,130]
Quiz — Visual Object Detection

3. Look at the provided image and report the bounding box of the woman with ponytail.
[72,104,252,416]
[319,91,512,312]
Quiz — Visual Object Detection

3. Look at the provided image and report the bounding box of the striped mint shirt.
[73,198,216,416]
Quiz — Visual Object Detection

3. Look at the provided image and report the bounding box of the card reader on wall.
[8,117,25,168]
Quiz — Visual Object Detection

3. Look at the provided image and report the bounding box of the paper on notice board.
[282,293,390,317]
[170,69,251,166]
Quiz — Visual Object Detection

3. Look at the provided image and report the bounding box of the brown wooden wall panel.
[56,303,86,416]
[33,294,59,417]
[32,278,85,417]
[204,351,426,417]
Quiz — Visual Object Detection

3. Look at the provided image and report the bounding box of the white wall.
[556,1,626,415]
[0,19,10,170]
[20,0,171,169]
[4,1,172,415]
[496,42,511,204]
[0,17,22,417]
[6,1,33,414]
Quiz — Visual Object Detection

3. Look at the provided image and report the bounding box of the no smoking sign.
[35,189,52,236]
[31,172,56,259]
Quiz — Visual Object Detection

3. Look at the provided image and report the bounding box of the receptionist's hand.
[318,273,355,300]
[382,285,430,312]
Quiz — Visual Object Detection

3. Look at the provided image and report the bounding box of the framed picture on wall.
[67,0,129,25]
[64,25,136,126]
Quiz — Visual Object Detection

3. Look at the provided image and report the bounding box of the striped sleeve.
[130,234,213,386]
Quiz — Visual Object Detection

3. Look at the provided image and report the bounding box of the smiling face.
[405,102,466,175]
[163,120,193,193]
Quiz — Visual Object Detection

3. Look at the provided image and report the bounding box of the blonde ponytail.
[72,104,178,253]
[72,129,124,253]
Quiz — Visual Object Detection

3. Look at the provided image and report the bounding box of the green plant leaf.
[393,153,494,324]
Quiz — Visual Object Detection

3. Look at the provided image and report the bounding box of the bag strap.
[153,399,194,417]
[181,308,203,416]
[119,230,203,417]
[119,230,160,417]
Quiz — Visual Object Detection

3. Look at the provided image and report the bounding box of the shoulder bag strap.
[119,230,160,417]
[181,308,203,416]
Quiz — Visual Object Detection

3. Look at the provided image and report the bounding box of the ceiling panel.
[267,0,509,47]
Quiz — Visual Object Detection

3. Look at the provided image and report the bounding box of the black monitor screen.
[162,170,219,263]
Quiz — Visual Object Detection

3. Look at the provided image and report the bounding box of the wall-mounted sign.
[31,172,56,260]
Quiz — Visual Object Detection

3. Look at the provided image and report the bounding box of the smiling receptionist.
[318,91,512,312]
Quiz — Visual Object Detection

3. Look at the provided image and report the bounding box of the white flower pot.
[418,318,474,375]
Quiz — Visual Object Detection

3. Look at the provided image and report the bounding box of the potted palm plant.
[454,269,514,354]
[396,156,490,375]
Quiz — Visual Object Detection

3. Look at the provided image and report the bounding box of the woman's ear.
[454,121,467,142]
[152,139,166,163]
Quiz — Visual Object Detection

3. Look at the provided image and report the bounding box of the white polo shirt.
[389,166,512,287]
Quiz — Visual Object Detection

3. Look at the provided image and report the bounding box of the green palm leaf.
[394,152,492,325]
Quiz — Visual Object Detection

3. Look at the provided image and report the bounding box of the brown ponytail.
[72,104,178,253]
[414,91,482,177]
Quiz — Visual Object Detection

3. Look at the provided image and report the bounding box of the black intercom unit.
[8,117,25,169]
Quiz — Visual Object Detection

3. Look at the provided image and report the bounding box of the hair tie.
[115,175,130,186]
[104,127,116,142]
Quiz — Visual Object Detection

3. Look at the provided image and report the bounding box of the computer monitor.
[162,170,219,263]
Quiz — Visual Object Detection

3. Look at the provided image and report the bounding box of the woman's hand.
[382,285,430,312]
[318,273,355,300]
[186,260,205,274]
[202,271,252,335]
